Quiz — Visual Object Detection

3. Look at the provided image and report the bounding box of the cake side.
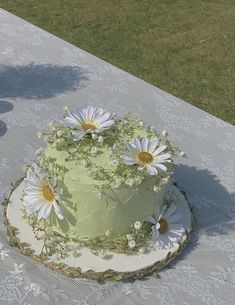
[44,139,165,239]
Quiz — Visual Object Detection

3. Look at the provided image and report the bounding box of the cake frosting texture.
[46,145,165,239]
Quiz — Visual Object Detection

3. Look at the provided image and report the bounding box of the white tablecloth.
[0,9,235,305]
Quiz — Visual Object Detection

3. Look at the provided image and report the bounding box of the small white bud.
[105,230,111,237]
[109,158,118,167]
[162,176,170,183]
[139,247,145,254]
[114,178,122,188]
[48,121,54,128]
[87,170,93,176]
[98,135,104,143]
[138,120,144,127]
[91,147,98,155]
[153,185,161,192]
[37,131,43,139]
[56,138,63,145]
[126,234,134,241]
[35,147,44,156]
[147,125,155,132]
[97,249,106,258]
[112,144,119,150]
[134,221,142,230]
[128,240,136,249]
[91,133,98,140]
[126,178,135,187]
[96,191,102,200]
[161,130,168,137]
[179,151,186,157]
[80,159,89,167]
[63,106,69,113]
[57,130,63,138]
[22,164,29,173]
[58,188,63,195]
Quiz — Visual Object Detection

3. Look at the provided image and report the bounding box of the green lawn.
[1,0,235,124]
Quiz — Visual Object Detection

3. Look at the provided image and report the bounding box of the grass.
[1,0,235,124]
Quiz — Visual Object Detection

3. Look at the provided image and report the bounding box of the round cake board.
[5,180,193,281]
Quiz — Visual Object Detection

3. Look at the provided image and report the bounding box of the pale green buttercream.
[45,144,165,239]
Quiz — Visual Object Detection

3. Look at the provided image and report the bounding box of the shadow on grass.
[0,64,89,100]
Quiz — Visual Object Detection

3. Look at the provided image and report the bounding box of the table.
[0,8,235,305]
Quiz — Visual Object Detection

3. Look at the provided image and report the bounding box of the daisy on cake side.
[23,165,64,220]
[146,204,185,249]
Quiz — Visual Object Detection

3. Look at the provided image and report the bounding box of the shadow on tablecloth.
[0,64,89,100]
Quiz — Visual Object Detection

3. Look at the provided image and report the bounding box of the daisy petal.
[146,165,158,176]
[153,145,167,156]
[120,155,136,164]
[53,202,64,220]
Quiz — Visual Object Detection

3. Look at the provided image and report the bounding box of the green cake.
[21,105,186,256]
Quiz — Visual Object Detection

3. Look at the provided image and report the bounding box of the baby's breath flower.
[98,135,104,143]
[22,164,30,173]
[105,230,111,237]
[91,133,98,140]
[48,121,54,128]
[126,178,135,187]
[97,249,107,258]
[128,240,136,249]
[162,176,170,183]
[109,158,118,167]
[96,191,102,200]
[139,247,145,254]
[179,151,187,157]
[91,147,98,155]
[112,144,119,150]
[114,178,122,188]
[153,185,161,192]
[80,159,89,167]
[63,105,69,114]
[71,250,80,257]
[161,130,168,137]
[56,138,63,145]
[126,234,134,241]
[58,188,63,195]
[134,221,142,230]
[87,169,93,176]
[57,130,63,138]
[35,147,44,156]
[147,125,155,132]
[37,131,43,139]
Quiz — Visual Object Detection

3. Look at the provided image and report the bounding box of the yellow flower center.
[136,151,153,164]
[42,185,55,202]
[158,218,169,234]
[81,123,97,131]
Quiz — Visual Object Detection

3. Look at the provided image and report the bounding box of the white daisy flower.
[23,167,64,221]
[120,137,172,176]
[63,106,115,141]
[146,204,185,249]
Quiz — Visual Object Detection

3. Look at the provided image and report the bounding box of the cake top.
[34,105,185,195]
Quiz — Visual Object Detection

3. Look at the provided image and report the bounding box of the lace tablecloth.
[0,9,234,305]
